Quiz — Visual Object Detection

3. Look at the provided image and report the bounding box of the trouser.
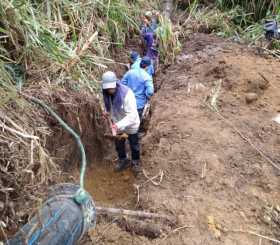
[138,109,144,121]
[138,108,144,133]
[115,133,140,161]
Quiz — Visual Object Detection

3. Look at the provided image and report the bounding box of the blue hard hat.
[130,51,139,62]
[140,56,151,67]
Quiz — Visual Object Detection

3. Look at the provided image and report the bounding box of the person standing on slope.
[102,71,142,175]
[129,51,155,77]
[121,56,154,123]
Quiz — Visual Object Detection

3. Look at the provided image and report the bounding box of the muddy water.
[84,163,136,207]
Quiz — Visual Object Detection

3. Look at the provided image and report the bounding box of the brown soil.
[84,163,135,207]
[45,87,108,168]
[88,33,280,244]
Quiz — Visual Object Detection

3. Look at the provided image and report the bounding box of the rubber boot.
[115,159,130,172]
[131,160,142,176]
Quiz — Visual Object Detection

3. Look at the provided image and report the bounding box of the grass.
[157,15,181,64]
[0,0,143,100]
[182,0,280,47]
[217,0,279,22]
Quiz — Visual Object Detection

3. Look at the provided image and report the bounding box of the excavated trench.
[44,1,173,238]
[84,164,135,206]
[46,89,137,208]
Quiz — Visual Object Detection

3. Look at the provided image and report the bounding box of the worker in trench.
[129,51,154,77]
[140,11,160,73]
[121,56,154,135]
[101,71,142,176]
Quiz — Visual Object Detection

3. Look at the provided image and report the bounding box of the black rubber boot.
[114,159,130,172]
[131,160,142,176]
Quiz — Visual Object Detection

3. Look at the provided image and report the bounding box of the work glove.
[102,111,109,119]
[111,123,118,136]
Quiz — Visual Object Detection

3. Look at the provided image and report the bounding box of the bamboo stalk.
[64,31,98,70]
[96,206,176,223]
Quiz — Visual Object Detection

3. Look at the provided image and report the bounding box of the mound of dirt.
[93,33,280,244]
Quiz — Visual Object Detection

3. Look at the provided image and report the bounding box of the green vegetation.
[0,0,142,99]
[180,0,280,47]
[217,0,279,22]
[157,15,181,64]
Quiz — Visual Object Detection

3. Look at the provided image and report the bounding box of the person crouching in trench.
[102,71,142,176]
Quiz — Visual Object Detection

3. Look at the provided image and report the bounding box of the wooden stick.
[161,224,193,242]
[64,31,98,70]
[0,120,39,140]
[134,169,164,208]
[117,217,162,239]
[142,169,164,186]
[258,72,276,89]
[0,111,26,133]
[96,206,176,223]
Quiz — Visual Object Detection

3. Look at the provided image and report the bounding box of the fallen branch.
[0,120,39,140]
[261,47,280,59]
[258,72,276,89]
[134,184,141,208]
[134,169,164,208]
[117,217,162,239]
[96,206,176,223]
[142,169,164,186]
[161,224,193,241]
[0,111,27,133]
[64,31,98,70]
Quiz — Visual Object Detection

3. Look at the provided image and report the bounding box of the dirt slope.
[88,33,280,244]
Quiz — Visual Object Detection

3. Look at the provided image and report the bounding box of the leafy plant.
[157,15,181,64]
[0,0,143,101]
[184,0,280,48]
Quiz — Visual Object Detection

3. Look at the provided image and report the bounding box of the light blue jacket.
[121,68,154,110]
[131,57,155,77]
[146,63,155,77]
[131,57,141,70]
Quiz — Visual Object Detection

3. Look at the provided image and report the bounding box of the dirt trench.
[86,33,280,244]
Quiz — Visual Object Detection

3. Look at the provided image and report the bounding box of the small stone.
[123,175,130,182]
[245,93,258,104]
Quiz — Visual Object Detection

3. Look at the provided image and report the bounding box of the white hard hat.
[102,71,117,89]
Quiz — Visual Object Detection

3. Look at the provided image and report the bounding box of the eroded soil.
[88,33,280,244]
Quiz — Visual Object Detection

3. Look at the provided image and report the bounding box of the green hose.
[6,63,89,203]
[27,95,89,204]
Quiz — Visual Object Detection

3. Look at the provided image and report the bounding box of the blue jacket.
[146,63,155,77]
[131,57,141,70]
[140,19,158,35]
[131,57,155,77]
[121,68,154,110]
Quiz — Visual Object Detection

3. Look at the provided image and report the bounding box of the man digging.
[101,71,142,176]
